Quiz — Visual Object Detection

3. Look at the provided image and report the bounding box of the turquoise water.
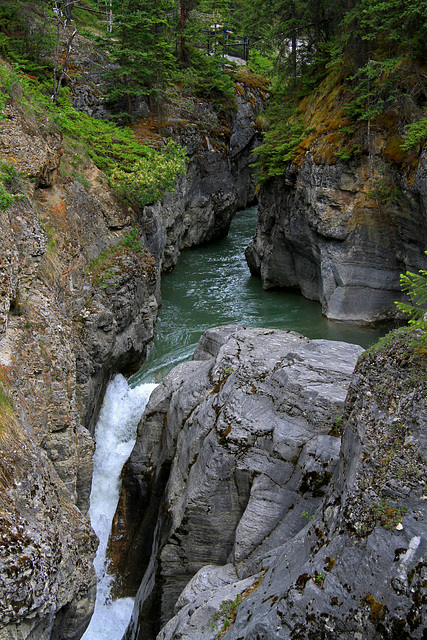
[131,206,388,384]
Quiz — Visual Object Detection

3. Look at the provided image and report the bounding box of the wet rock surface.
[110,326,365,639]
[246,152,427,324]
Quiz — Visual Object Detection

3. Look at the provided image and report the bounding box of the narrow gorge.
[0,10,426,640]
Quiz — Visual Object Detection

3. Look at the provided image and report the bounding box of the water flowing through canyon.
[81,376,157,640]
[81,205,388,640]
[131,205,386,384]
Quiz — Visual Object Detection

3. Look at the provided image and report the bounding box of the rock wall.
[246,149,427,324]
[112,324,426,640]
[0,99,160,639]
[109,325,363,638]
[138,79,265,273]
[0,60,266,639]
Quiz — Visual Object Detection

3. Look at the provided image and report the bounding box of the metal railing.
[205,33,250,62]
[222,39,249,62]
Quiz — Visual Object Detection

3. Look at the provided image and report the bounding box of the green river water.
[131,206,388,384]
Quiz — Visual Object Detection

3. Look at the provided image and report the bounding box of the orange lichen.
[383,135,406,165]
[361,593,388,623]
[231,67,270,93]
[130,117,162,146]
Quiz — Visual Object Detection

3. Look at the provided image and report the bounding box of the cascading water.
[82,205,386,639]
[81,375,157,640]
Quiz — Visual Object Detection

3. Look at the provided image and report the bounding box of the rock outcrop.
[138,77,266,273]
[0,415,97,640]
[111,324,426,640]
[109,326,363,638]
[246,147,427,324]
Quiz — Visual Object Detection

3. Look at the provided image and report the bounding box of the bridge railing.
[204,31,250,62]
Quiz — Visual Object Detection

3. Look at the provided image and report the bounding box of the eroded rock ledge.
[246,150,427,324]
[111,325,426,640]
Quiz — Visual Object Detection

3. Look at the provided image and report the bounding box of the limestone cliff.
[246,77,427,325]
[134,74,266,273]
[113,325,426,640]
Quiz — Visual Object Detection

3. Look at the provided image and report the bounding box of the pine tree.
[395,255,427,329]
[106,0,176,120]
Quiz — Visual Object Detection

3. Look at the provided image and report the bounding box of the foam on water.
[82,374,157,640]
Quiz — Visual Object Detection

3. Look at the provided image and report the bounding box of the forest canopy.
[0,0,426,180]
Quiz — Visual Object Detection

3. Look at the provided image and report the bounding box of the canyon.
[0,34,426,640]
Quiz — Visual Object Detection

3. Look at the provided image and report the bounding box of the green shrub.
[0,65,188,207]
[177,48,236,111]
[402,118,427,151]
[110,139,187,206]
[0,162,25,212]
[395,252,427,330]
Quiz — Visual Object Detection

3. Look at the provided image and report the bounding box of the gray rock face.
[0,417,97,640]
[139,81,266,273]
[119,325,426,640]
[246,152,427,324]
[110,326,363,639]
[0,104,63,188]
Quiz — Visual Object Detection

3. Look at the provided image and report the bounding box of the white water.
[82,374,157,640]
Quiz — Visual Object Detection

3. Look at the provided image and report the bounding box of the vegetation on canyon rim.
[245,0,427,183]
[0,63,187,207]
[0,160,25,212]
[1,0,424,206]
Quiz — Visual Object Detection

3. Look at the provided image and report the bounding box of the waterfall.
[82,374,157,640]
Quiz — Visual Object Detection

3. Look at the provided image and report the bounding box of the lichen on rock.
[114,325,426,640]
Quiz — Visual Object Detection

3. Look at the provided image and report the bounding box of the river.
[82,205,387,640]
[131,205,386,385]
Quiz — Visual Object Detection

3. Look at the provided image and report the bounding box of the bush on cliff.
[245,0,427,182]
[110,139,187,206]
[0,63,187,207]
[0,161,25,212]
[395,253,427,333]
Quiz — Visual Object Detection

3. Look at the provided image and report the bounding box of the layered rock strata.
[109,326,364,639]
[246,151,427,324]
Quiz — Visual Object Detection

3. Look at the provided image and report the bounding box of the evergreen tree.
[0,0,54,73]
[106,0,176,119]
